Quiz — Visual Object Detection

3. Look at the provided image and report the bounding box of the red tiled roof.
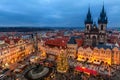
[4,38,20,44]
[5,40,10,44]
[45,37,84,48]
[13,38,20,43]
[45,38,69,47]
[0,36,8,40]
[76,39,83,47]
[107,35,118,44]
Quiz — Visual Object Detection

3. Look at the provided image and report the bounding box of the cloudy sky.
[0,0,119,27]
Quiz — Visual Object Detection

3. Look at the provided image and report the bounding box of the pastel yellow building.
[77,47,120,65]
[0,39,34,68]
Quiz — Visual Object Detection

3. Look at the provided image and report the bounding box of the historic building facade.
[0,37,34,68]
[67,37,78,59]
[84,5,108,46]
[77,47,120,65]
[77,5,120,65]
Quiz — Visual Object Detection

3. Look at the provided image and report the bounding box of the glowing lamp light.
[82,67,85,69]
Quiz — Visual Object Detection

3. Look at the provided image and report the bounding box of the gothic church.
[84,5,108,47]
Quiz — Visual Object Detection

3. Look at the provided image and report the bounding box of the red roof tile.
[45,38,69,48]
[76,39,83,47]
[0,36,8,40]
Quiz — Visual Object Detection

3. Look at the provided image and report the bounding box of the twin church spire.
[84,4,108,46]
[98,5,108,24]
[85,5,108,24]
[85,7,93,24]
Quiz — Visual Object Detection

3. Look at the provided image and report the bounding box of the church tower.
[85,7,93,33]
[84,7,93,46]
[98,5,108,44]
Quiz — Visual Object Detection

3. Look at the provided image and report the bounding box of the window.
[89,35,90,38]
[87,26,89,30]
[101,25,103,30]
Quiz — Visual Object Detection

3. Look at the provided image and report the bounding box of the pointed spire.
[88,4,90,14]
[102,1,105,11]
[87,6,91,18]
[102,4,105,13]
[85,6,93,24]
[98,4,108,24]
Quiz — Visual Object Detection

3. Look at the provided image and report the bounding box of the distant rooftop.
[96,44,116,50]
[68,36,81,44]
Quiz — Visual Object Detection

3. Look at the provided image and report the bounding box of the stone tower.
[84,5,108,47]
[98,5,108,44]
[84,7,93,46]
[85,7,93,33]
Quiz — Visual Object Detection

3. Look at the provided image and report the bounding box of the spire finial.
[103,1,104,5]
[102,1,105,12]
[98,3,108,24]
[88,3,90,11]
[84,4,93,24]
[89,3,90,8]
[88,4,91,15]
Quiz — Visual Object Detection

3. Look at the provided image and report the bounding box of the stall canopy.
[75,66,97,75]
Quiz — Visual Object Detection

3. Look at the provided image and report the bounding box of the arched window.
[87,37,88,39]
[101,25,103,30]
[87,25,89,30]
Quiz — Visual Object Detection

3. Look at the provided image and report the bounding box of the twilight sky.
[0,0,119,27]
